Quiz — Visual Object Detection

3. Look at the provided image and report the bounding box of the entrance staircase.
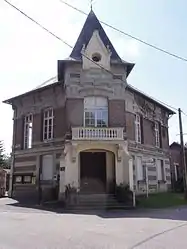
[66,193,134,211]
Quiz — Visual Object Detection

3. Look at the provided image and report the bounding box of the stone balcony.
[72,127,125,141]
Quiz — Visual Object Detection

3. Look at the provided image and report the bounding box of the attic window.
[92,53,101,62]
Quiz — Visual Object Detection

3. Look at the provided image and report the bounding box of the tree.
[3,154,11,169]
[0,141,10,169]
[0,140,4,167]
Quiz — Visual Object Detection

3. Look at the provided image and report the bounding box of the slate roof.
[70,10,121,62]
[169,142,181,148]
[68,10,134,76]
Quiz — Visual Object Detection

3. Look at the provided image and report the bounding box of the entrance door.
[80,152,106,193]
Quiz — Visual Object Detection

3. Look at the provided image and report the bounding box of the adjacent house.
[3,10,175,204]
[169,142,186,185]
[0,168,9,197]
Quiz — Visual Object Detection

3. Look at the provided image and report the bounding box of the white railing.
[72,127,124,140]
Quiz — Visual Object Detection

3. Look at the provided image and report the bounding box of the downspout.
[9,105,16,197]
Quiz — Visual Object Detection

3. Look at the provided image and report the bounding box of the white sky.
[0,0,180,153]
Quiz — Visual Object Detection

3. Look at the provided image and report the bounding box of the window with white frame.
[84,97,108,127]
[155,122,160,147]
[24,114,33,149]
[135,114,141,143]
[43,108,54,140]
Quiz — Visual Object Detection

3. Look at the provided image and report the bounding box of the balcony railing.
[72,127,124,141]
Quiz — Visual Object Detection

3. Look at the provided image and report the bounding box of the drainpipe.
[132,190,136,207]
[9,106,16,197]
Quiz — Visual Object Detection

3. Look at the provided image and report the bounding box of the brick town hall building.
[3,10,175,204]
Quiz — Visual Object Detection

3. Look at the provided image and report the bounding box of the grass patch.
[137,192,187,209]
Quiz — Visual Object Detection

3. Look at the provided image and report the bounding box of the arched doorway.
[79,150,115,194]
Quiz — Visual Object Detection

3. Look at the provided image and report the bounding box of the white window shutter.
[157,159,162,180]
[136,156,143,181]
[42,155,53,180]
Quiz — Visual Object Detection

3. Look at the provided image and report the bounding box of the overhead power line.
[58,0,187,63]
[3,0,178,113]
[3,0,72,49]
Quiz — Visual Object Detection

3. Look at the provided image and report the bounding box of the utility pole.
[178,108,187,197]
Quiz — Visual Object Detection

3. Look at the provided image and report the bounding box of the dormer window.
[92,53,101,62]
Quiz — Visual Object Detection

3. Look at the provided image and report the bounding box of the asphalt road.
[1,198,187,249]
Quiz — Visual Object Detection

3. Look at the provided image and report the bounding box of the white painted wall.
[128,158,134,190]
[106,151,114,183]
[64,145,79,189]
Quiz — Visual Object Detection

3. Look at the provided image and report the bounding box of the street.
[1,198,187,249]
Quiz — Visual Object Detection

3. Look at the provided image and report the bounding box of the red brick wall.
[54,107,66,138]
[65,99,84,129]
[108,100,126,127]
[14,117,24,149]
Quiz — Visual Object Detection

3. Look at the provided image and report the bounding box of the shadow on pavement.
[3,197,187,221]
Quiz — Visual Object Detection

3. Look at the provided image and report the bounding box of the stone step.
[65,194,133,210]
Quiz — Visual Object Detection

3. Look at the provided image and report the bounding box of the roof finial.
[90,0,93,10]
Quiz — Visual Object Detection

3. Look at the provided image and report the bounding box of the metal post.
[133,190,136,207]
[178,108,187,197]
[9,107,16,197]
[146,163,149,198]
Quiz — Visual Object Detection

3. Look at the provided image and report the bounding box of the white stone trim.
[15,161,36,167]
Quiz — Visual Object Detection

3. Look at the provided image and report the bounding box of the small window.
[23,175,32,183]
[15,176,22,183]
[92,53,101,62]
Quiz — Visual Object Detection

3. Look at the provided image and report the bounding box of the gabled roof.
[170,142,181,149]
[70,10,122,62]
[3,80,61,105]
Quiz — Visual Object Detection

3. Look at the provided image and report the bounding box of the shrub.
[115,183,133,204]
[173,177,184,193]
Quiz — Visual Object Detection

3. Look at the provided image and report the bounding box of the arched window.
[84,97,108,127]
